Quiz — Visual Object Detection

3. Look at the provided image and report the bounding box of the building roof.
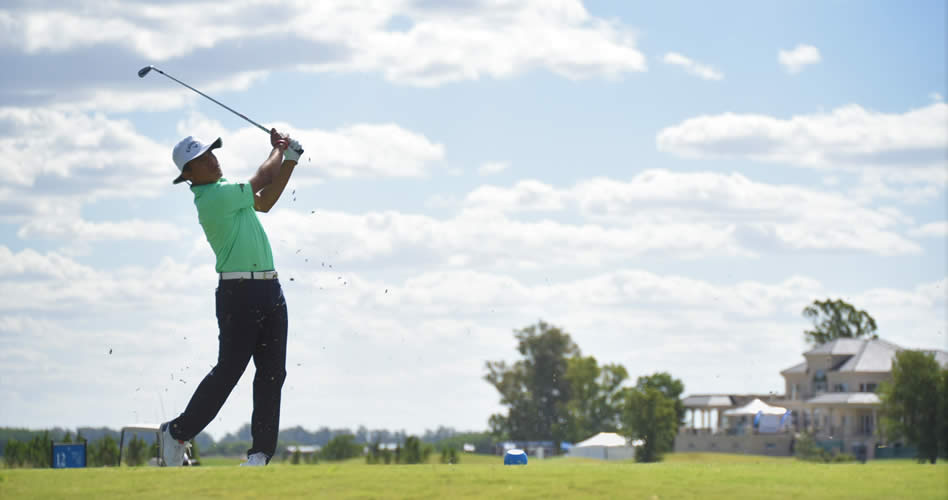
[807,392,881,406]
[780,361,807,375]
[805,338,867,356]
[681,395,734,408]
[784,338,948,376]
[835,339,903,372]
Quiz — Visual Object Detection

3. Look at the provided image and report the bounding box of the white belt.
[219,271,278,280]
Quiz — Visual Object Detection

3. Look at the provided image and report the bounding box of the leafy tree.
[940,368,948,459]
[622,374,683,463]
[485,321,579,451]
[3,439,23,467]
[802,299,878,345]
[90,435,120,467]
[62,431,73,444]
[563,356,628,442]
[400,436,427,464]
[321,435,361,461]
[880,350,942,463]
[125,434,147,466]
[635,372,686,425]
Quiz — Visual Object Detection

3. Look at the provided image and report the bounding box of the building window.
[859,383,877,393]
[813,370,827,393]
[833,383,848,392]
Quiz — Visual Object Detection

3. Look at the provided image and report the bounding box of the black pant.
[169,278,288,460]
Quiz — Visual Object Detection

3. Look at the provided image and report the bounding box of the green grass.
[1,453,944,499]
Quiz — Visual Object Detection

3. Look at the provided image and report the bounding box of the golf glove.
[284,139,303,162]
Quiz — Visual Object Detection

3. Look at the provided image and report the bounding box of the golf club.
[138,65,303,155]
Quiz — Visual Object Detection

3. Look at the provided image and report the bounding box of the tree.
[621,372,684,463]
[89,435,120,467]
[802,299,878,345]
[635,372,686,425]
[940,368,948,459]
[125,434,147,466]
[321,435,361,461]
[880,350,942,463]
[485,321,579,451]
[563,356,628,442]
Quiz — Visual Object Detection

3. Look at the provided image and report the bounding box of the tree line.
[486,321,684,462]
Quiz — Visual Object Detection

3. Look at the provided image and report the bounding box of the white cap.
[172,136,222,184]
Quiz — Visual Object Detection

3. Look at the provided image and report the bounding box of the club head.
[137,66,154,78]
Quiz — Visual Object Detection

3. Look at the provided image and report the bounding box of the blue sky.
[1,0,945,440]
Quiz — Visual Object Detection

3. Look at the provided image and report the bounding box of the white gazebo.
[568,432,638,460]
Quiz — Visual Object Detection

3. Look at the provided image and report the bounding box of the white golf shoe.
[240,452,268,467]
[159,422,191,467]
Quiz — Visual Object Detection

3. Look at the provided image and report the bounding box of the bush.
[440,446,460,464]
[794,433,856,464]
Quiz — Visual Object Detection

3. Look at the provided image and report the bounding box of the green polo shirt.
[191,178,274,273]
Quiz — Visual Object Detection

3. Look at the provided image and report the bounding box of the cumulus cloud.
[0,108,446,242]
[16,218,185,241]
[1,242,944,435]
[656,102,948,200]
[454,170,921,256]
[0,0,647,108]
[778,44,821,74]
[177,113,446,180]
[909,221,948,238]
[663,52,723,80]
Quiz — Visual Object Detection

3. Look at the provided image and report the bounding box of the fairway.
[1,454,944,499]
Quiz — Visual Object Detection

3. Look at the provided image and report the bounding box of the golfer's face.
[188,151,222,182]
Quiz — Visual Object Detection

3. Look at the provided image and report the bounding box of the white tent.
[568,432,637,460]
[723,398,787,416]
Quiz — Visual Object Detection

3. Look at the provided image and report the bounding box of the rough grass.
[1,453,944,499]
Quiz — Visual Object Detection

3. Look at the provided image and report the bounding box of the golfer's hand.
[285,139,303,162]
[270,128,289,150]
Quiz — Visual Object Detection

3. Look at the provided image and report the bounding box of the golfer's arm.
[254,160,297,213]
[249,148,285,194]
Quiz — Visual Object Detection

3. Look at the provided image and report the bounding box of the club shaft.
[152,67,269,134]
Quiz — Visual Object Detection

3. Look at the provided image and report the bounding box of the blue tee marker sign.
[51,442,87,468]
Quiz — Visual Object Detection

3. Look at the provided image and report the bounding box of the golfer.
[159,129,301,467]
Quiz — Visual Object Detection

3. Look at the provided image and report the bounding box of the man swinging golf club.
[159,128,302,467]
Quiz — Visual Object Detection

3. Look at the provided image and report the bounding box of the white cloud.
[477,161,509,176]
[1,0,647,96]
[663,52,723,81]
[656,102,948,200]
[177,113,447,180]
[778,44,821,74]
[657,103,948,169]
[0,243,944,435]
[909,221,948,238]
[0,108,446,242]
[16,218,185,241]
[456,170,920,256]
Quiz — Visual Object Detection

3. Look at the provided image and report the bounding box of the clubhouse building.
[674,338,948,460]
